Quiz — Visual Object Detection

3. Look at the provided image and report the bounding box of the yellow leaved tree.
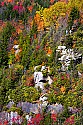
[42,2,67,27]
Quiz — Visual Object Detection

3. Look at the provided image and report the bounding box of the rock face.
[34,71,44,90]
[56,46,82,71]
[34,66,53,90]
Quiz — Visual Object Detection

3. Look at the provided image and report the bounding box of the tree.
[8,86,40,103]
[68,7,80,28]
[19,34,33,69]
[2,3,13,20]
[0,22,15,67]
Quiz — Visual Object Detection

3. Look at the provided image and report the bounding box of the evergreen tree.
[0,22,15,67]
[68,7,80,28]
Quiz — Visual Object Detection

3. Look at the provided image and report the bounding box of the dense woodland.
[0,0,83,124]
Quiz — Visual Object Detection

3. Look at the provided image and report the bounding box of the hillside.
[0,0,83,124]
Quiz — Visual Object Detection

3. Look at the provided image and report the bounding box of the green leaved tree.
[0,22,15,67]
